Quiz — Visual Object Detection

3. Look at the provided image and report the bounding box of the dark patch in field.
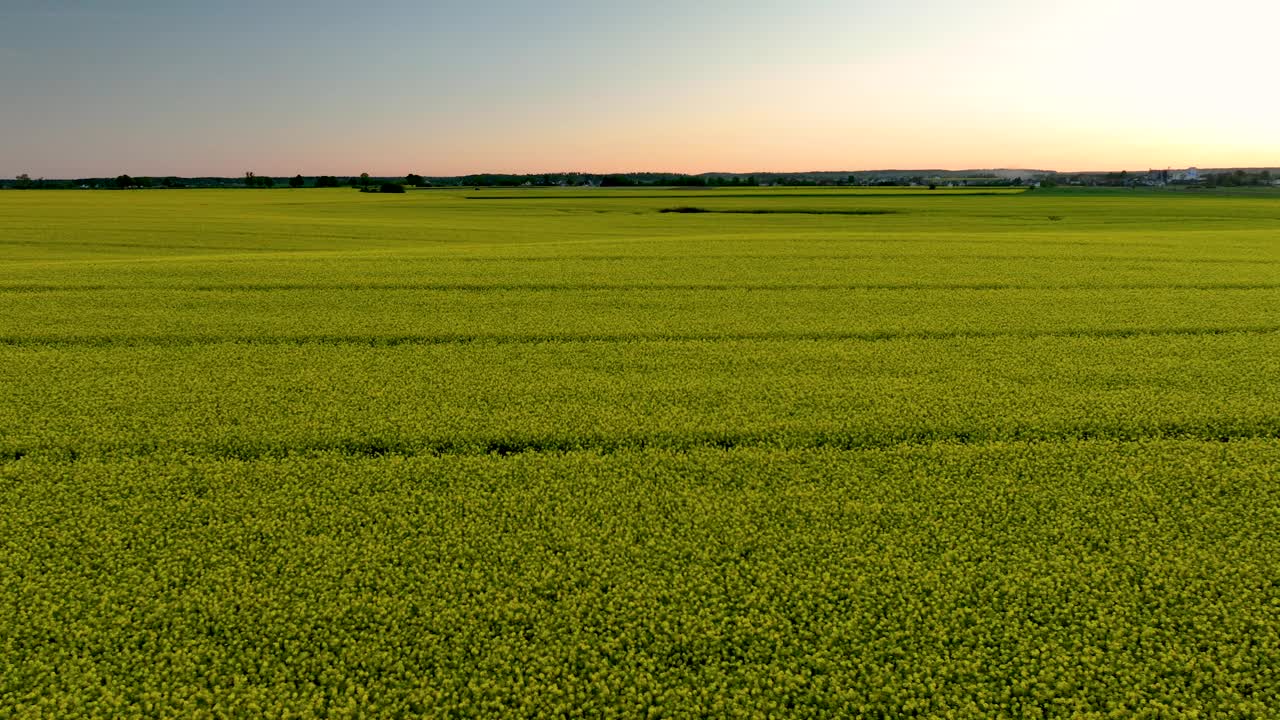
[659,207,898,216]
[6,422,1280,465]
[464,192,1013,200]
[2,324,1279,352]
[338,439,403,458]
[482,437,584,456]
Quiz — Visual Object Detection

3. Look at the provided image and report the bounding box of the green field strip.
[2,442,1276,715]
[6,251,1280,264]
[0,238,281,253]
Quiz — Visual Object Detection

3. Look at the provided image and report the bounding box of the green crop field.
[2,187,1279,717]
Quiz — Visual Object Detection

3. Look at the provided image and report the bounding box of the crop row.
[6,236,1279,289]
[2,333,1277,461]
[2,287,1280,345]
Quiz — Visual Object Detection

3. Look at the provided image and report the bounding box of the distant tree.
[1207,171,1243,188]
[244,171,256,187]
[115,174,134,189]
[262,176,275,188]
[669,175,706,187]
[290,174,305,188]
[359,172,371,189]
[14,173,33,189]
[315,175,339,188]
[348,177,359,187]
[928,182,937,190]
[405,173,424,187]
[137,176,155,188]
[379,182,406,194]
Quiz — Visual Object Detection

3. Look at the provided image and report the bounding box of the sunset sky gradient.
[3,0,1277,177]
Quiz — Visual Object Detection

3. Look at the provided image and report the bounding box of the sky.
[2,0,1278,177]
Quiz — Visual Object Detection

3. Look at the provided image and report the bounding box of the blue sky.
[3,1,1277,176]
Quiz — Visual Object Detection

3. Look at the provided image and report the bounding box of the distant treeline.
[0,172,1037,190]
[1197,170,1275,187]
[5,168,1278,190]
[1074,169,1278,188]
[423,172,1036,188]
[4,173,357,190]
